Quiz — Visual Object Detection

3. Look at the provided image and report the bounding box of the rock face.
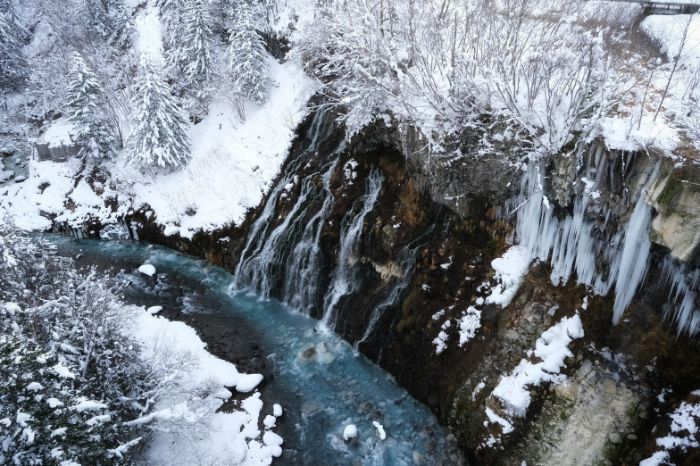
[62,110,700,464]
[650,165,700,264]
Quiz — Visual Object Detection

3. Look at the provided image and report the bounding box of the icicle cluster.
[662,258,700,336]
[511,153,658,325]
[510,146,700,335]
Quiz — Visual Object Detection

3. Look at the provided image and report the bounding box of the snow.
[146,305,163,315]
[3,14,316,242]
[433,319,451,354]
[343,424,358,441]
[492,314,584,418]
[484,407,514,435]
[134,1,163,65]
[3,302,21,314]
[639,451,670,466]
[641,395,700,464]
[485,246,532,307]
[25,382,43,391]
[597,116,679,153]
[263,415,276,428]
[130,306,279,465]
[115,59,317,239]
[52,363,76,379]
[458,306,482,347]
[273,404,283,417]
[73,399,108,412]
[37,118,76,148]
[46,398,64,409]
[1,160,79,231]
[372,421,387,440]
[642,14,700,64]
[138,264,156,277]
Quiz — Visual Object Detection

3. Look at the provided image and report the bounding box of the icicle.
[662,258,700,336]
[611,189,653,323]
[510,155,660,326]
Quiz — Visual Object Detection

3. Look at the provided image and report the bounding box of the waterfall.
[321,169,384,329]
[235,159,338,309]
[355,223,436,350]
[511,157,660,325]
[234,110,344,314]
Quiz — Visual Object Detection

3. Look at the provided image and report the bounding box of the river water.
[49,236,465,466]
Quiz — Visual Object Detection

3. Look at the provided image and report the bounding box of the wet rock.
[300,345,316,361]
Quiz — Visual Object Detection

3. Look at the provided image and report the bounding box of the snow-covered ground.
[120,59,316,238]
[130,303,282,465]
[640,390,700,466]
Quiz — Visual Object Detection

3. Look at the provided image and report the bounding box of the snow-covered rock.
[372,421,387,440]
[343,424,358,441]
[138,264,156,277]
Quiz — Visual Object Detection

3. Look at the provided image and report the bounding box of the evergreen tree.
[127,57,191,171]
[86,0,132,47]
[65,52,116,160]
[227,0,268,105]
[167,0,215,89]
[107,0,134,48]
[0,12,27,93]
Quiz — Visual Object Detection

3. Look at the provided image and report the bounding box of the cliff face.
[76,111,700,465]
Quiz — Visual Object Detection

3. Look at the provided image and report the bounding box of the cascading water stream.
[234,110,344,313]
[355,223,437,351]
[320,169,384,329]
[50,237,465,466]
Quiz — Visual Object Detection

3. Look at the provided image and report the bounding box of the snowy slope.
[131,305,283,465]
[118,59,317,238]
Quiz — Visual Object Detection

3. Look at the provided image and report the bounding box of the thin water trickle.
[321,169,384,329]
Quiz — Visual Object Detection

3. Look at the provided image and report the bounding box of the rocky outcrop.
[650,165,700,265]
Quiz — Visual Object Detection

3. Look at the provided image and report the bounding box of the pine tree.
[127,57,191,171]
[0,12,27,93]
[227,0,268,105]
[65,52,116,160]
[108,0,134,48]
[168,0,215,89]
[86,0,132,46]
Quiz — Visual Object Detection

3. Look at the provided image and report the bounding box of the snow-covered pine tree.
[107,0,134,48]
[168,0,215,89]
[0,11,27,93]
[227,0,268,106]
[84,0,132,46]
[127,57,191,171]
[65,52,116,160]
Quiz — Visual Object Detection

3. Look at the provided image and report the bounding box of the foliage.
[127,57,191,171]
[0,12,27,93]
[65,52,117,159]
[228,0,268,107]
[0,225,149,465]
